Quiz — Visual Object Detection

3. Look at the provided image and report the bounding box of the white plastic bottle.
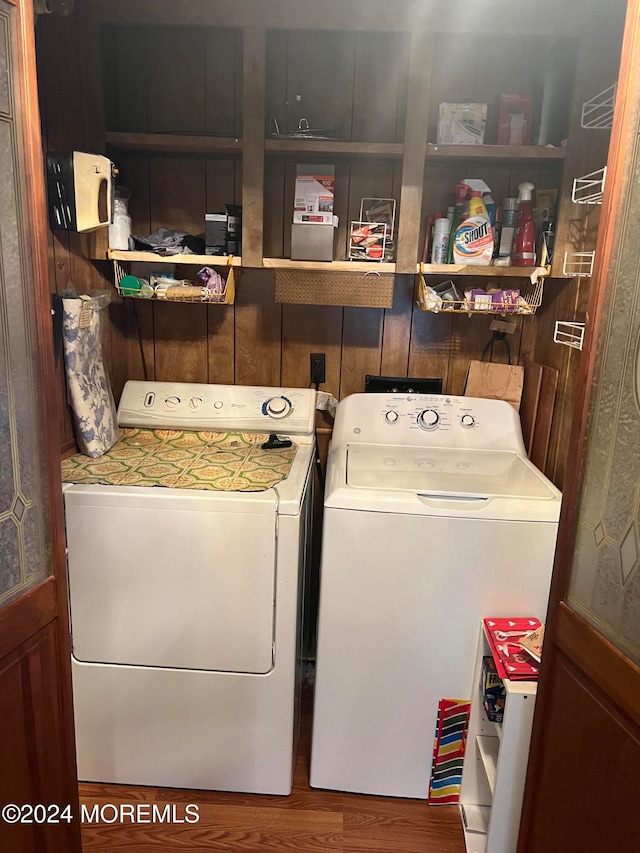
[109,189,132,250]
[432,218,451,263]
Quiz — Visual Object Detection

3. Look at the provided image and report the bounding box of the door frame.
[0,0,79,822]
[518,0,640,844]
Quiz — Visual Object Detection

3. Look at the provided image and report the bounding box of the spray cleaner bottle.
[452,179,494,266]
[511,182,536,267]
[446,182,468,263]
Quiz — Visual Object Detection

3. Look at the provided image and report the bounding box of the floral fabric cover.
[61,429,297,492]
[62,295,120,458]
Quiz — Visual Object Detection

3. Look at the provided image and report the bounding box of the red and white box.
[498,94,533,145]
[483,617,542,680]
[293,165,335,224]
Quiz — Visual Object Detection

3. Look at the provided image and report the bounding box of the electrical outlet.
[310,353,326,386]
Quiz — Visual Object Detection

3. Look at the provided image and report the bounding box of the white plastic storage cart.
[459,627,538,853]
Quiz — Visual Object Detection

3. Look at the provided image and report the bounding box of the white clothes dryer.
[63,381,316,795]
[310,393,561,799]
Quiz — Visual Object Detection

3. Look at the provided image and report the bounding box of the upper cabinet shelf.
[425,143,566,162]
[265,139,404,158]
[105,132,242,155]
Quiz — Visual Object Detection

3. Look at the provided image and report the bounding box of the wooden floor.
[78,702,466,852]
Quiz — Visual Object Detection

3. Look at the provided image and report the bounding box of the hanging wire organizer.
[111,254,236,304]
[563,251,596,278]
[414,267,545,315]
[572,167,607,204]
[554,321,585,351]
[581,84,616,130]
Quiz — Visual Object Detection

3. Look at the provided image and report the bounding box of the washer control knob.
[189,397,203,410]
[417,409,439,430]
[385,410,399,424]
[266,396,291,418]
[165,396,180,408]
[213,401,223,409]
[460,414,475,429]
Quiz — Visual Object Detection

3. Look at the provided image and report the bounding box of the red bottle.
[511,182,536,266]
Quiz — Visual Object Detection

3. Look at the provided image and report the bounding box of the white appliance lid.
[346,444,557,500]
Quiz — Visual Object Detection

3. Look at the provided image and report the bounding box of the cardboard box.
[205,213,227,255]
[293,165,335,224]
[437,103,487,145]
[498,94,533,145]
[291,223,335,261]
[481,656,506,723]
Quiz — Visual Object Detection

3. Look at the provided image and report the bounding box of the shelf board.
[264,257,396,274]
[476,736,500,794]
[425,143,566,161]
[461,824,487,853]
[419,264,542,277]
[461,803,490,837]
[265,138,404,158]
[108,250,242,266]
[105,132,242,155]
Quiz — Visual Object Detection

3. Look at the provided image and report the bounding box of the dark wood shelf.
[265,138,404,158]
[105,132,242,155]
[425,143,566,161]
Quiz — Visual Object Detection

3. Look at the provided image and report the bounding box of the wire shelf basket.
[554,321,585,350]
[415,274,544,315]
[581,84,616,130]
[112,257,236,304]
[572,167,607,205]
[563,251,596,278]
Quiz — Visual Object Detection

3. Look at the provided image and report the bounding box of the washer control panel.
[335,393,525,453]
[118,381,316,435]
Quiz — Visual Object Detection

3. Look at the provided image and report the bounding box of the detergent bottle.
[452,179,494,266]
[511,182,536,266]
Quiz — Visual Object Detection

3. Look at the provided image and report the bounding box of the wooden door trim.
[556,604,640,726]
[519,2,640,847]
[0,579,58,662]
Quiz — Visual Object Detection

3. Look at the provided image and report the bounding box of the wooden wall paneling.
[339,307,384,398]
[205,27,241,137]
[380,274,413,377]
[263,159,286,257]
[347,160,396,225]
[206,158,238,385]
[281,304,343,397]
[396,30,433,272]
[264,30,288,136]
[146,27,206,134]
[282,159,297,259]
[427,33,478,144]
[234,269,282,386]
[351,31,409,143]
[100,25,118,131]
[529,363,559,472]
[333,160,350,261]
[285,30,356,140]
[112,26,148,132]
[75,1,107,154]
[149,158,208,382]
[242,27,266,266]
[408,310,452,388]
[446,306,523,397]
[108,296,155,397]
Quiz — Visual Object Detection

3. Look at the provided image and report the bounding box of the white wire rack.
[581,84,616,129]
[563,251,596,278]
[572,167,607,204]
[554,321,585,351]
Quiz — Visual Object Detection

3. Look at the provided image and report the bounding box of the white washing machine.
[63,381,316,795]
[310,393,561,799]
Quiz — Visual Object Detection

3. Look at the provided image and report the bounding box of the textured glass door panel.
[0,6,50,607]
[567,145,640,666]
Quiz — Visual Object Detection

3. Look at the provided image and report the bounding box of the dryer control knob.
[165,396,180,408]
[417,409,439,430]
[266,396,291,418]
[385,410,399,424]
[460,414,475,428]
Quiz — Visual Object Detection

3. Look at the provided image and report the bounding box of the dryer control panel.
[331,393,525,453]
[118,381,317,436]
